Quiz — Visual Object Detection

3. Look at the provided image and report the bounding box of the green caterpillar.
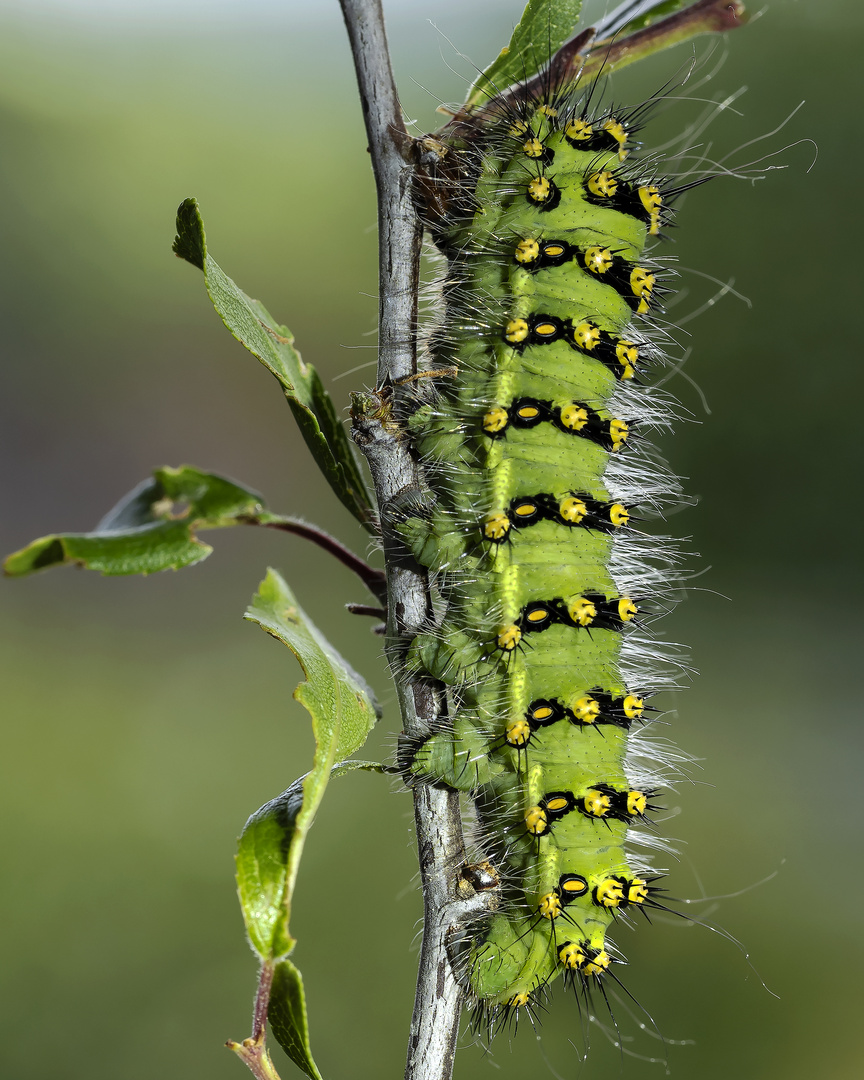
[398,39,696,1027]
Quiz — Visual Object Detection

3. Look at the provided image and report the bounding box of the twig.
[346,603,388,618]
[226,962,283,1080]
[338,3,496,1080]
[259,517,387,603]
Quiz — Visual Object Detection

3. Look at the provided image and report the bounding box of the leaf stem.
[253,961,274,1042]
[338,3,497,1080]
[259,517,386,603]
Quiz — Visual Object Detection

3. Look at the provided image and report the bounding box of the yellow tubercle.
[567,596,597,627]
[483,512,510,540]
[506,717,532,748]
[504,318,529,343]
[558,941,586,969]
[602,116,629,160]
[582,789,612,817]
[497,624,522,651]
[514,238,540,264]
[559,496,587,523]
[560,404,588,431]
[483,406,509,434]
[616,338,639,379]
[595,878,626,908]
[538,892,562,919]
[571,695,600,723]
[573,321,600,351]
[583,245,614,275]
[617,597,637,622]
[639,184,663,234]
[527,176,552,204]
[609,418,629,450]
[627,878,650,905]
[524,804,548,835]
[630,266,656,312]
[587,170,618,198]
[565,118,593,141]
[582,949,610,977]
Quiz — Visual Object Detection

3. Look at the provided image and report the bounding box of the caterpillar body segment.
[403,79,682,1016]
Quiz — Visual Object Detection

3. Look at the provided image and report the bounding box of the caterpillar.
[396,25,720,1033]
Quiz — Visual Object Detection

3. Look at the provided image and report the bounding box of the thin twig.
[346,603,387,618]
[226,962,283,1080]
[338,3,495,1080]
[252,962,274,1042]
[259,517,387,603]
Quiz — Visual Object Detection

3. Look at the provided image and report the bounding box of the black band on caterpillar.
[512,238,663,314]
[503,691,648,747]
[494,594,638,652]
[481,492,631,542]
[482,398,632,451]
[583,171,668,235]
[524,785,656,836]
[502,311,644,379]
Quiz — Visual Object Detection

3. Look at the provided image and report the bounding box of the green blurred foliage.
[1,3,862,1080]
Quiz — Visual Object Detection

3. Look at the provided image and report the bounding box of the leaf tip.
[3,536,67,577]
[173,197,206,269]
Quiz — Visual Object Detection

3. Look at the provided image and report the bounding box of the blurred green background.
[1,1,861,1078]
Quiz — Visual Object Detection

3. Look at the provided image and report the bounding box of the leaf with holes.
[3,466,270,577]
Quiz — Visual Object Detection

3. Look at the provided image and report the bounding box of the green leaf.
[236,781,305,962]
[3,466,266,577]
[465,0,584,110]
[268,961,324,1080]
[234,761,382,1079]
[173,198,375,530]
[236,568,380,961]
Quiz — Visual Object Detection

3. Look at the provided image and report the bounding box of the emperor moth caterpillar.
[397,28,721,1031]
